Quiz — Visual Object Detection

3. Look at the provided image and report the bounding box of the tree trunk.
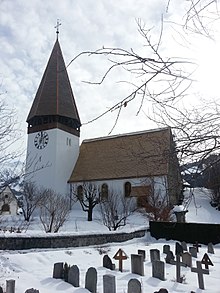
[87,208,93,221]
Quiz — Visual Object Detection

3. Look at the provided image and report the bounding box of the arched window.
[101,183,108,199]
[1,204,10,212]
[124,182,131,197]
[77,185,83,201]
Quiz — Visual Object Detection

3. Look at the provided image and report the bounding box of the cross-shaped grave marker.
[175,242,186,283]
[113,249,128,272]
[191,261,209,290]
[201,253,214,270]
[193,242,201,252]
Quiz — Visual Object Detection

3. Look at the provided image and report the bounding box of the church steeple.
[27,39,81,136]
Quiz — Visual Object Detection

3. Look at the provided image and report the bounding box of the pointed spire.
[27,38,81,136]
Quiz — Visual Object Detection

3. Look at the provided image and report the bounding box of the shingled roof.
[69,127,173,182]
[27,39,80,125]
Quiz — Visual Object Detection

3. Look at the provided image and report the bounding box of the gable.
[69,127,173,182]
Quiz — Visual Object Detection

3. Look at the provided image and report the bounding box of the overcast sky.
[1,0,220,157]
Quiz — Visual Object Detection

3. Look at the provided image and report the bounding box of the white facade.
[25,128,79,195]
[0,186,18,216]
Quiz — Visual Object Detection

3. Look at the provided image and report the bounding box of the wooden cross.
[55,19,61,37]
[113,249,128,272]
[193,242,201,252]
[201,253,214,269]
[191,261,209,290]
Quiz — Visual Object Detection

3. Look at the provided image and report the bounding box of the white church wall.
[25,128,79,196]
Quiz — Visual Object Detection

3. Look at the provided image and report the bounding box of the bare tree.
[72,182,100,221]
[99,189,136,231]
[39,188,70,233]
[21,181,44,222]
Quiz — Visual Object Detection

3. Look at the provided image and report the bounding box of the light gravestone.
[191,261,209,290]
[163,245,170,254]
[150,249,160,262]
[103,274,116,293]
[127,278,142,293]
[138,249,146,261]
[53,262,63,279]
[68,265,80,287]
[182,252,192,267]
[103,255,114,270]
[85,267,97,293]
[131,254,144,276]
[152,260,165,281]
[6,280,15,293]
[189,247,197,258]
[207,243,214,254]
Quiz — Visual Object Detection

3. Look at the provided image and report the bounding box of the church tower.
[25,33,81,195]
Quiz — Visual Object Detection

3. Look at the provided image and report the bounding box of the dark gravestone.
[193,242,201,253]
[182,252,192,267]
[175,242,183,256]
[152,261,165,281]
[150,249,160,262]
[68,265,80,287]
[154,289,169,293]
[138,249,146,261]
[181,241,187,251]
[201,253,214,270]
[25,289,40,293]
[191,261,209,290]
[6,280,15,293]
[175,243,185,283]
[163,245,170,254]
[85,267,97,293]
[103,255,114,270]
[103,274,116,293]
[189,247,197,258]
[53,262,63,279]
[63,262,70,282]
[165,251,175,264]
[127,278,142,293]
[131,254,144,276]
[207,242,214,254]
[0,287,3,293]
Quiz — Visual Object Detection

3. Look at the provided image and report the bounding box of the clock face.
[34,131,49,149]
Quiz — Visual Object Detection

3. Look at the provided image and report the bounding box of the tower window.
[101,183,108,199]
[77,185,83,200]
[124,182,131,197]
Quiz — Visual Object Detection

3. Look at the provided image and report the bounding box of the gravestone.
[201,253,214,270]
[63,262,70,282]
[154,289,169,293]
[150,249,160,262]
[181,241,187,251]
[103,255,114,270]
[6,280,15,293]
[53,262,63,279]
[0,287,3,293]
[191,261,209,290]
[85,267,97,293]
[175,242,183,256]
[175,242,185,283]
[152,260,165,281]
[193,242,201,252]
[127,278,142,293]
[25,289,40,293]
[182,252,192,267]
[103,274,116,293]
[68,265,80,287]
[163,245,170,254]
[165,251,175,264]
[131,254,144,276]
[113,249,128,272]
[189,247,197,258]
[138,249,146,261]
[207,243,214,254]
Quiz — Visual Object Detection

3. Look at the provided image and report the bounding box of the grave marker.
[25,289,39,293]
[85,267,97,293]
[103,274,116,293]
[191,261,209,290]
[181,241,187,251]
[152,260,165,281]
[165,251,175,264]
[127,278,142,293]
[175,242,185,283]
[193,242,201,252]
[150,249,160,262]
[53,262,63,279]
[182,252,192,267]
[131,254,144,276]
[163,245,170,254]
[154,289,169,293]
[103,255,114,270]
[189,247,197,258]
[138,249,146,261]
[113,249,128,272]
[6,280,15,293]
[68,265,80,287]
[201,253,214,270]
[207,243,214,254]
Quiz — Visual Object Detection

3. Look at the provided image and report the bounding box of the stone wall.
[0,229,146,250]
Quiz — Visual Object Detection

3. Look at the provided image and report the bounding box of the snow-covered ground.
[1,188,220,293]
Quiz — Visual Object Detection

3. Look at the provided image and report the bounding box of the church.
[25,35,182,208]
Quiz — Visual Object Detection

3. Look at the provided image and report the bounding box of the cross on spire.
[55,19,61,39]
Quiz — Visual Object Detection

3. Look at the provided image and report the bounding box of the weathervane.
[55,19,61,39]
